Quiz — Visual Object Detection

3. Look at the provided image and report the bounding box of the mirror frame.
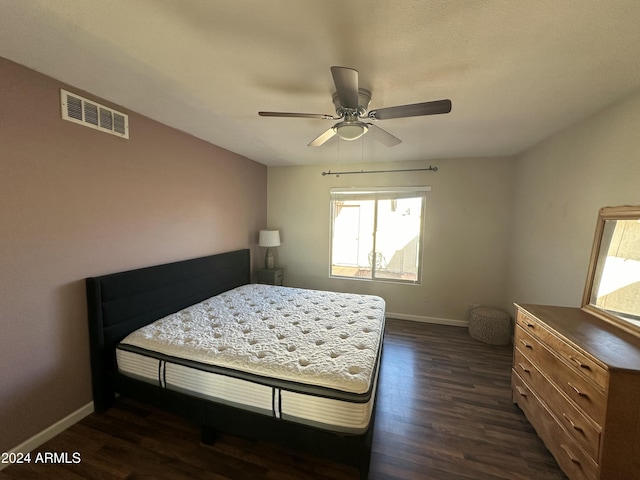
[581,205,640,338]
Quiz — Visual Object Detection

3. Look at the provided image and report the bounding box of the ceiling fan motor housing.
[332,88,371,118]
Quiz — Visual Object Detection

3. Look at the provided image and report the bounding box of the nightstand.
[257,268,284,286]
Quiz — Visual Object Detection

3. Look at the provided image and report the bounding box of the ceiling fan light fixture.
[334,122,368,141]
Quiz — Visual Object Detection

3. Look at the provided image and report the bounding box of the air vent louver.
[60,89,129,138]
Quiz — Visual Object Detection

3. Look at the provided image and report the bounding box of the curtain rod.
[321,166,438,177]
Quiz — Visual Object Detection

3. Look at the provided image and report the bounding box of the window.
[330,186,429,283]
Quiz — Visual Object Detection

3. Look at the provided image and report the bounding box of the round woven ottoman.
[468,306,512,345]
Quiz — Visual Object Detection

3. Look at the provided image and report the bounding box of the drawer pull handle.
[519,339,533,349]
[518,362,530,373]
[568,382,589,398]
[562,413,584,433]
[560,444,581,464]
[569,355,592,370]
[515,386,527,397]
[526,323,535,328]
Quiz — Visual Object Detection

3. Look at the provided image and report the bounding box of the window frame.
[329,186,430,284]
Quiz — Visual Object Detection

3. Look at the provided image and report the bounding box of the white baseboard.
[387,311,468,328]
[0,402,94,471]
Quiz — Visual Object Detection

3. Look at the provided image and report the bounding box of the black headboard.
[86,248,250,411]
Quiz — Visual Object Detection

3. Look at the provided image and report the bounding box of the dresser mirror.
[582,205,640,336]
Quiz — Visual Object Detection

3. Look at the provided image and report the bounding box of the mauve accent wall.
[0,57,267,452]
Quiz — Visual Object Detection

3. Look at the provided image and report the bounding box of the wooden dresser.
[512,304,640,480]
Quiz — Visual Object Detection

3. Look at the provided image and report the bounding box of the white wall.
[267,157,515,323]
[507,89,640,310]
[268,89,640,324]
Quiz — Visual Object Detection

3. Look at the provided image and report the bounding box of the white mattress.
[116,284,385,433]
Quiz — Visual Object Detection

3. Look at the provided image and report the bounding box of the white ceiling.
[2,1,640,167]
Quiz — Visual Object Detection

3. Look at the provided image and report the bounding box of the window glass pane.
[373,197,422,282]
[330,191,425,283]
[331,200,374,278]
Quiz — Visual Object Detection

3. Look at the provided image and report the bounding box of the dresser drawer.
[512,371,599,480]
[514,348,601,460]
[515,326,606,425]
[516,311,608,390]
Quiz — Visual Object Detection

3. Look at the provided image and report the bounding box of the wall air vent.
[60,89,129,139]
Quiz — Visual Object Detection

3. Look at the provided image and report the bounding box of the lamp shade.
[258,230,281,247]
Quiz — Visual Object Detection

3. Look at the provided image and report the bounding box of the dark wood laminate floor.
[1,319,567,479]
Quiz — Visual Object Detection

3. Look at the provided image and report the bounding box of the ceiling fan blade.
[330,66,359,110]
[369,99,452,120]
[366,123,402,147]
[308,127,337,147]
[259,111,336,119]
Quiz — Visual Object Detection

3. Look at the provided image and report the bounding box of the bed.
[86,249,385,478]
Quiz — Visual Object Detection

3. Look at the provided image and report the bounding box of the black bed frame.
[86,249,376,478]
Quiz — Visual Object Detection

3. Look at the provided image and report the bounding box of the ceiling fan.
[259,66,452,147]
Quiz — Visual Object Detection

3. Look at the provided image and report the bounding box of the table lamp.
[258,230,280,269]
